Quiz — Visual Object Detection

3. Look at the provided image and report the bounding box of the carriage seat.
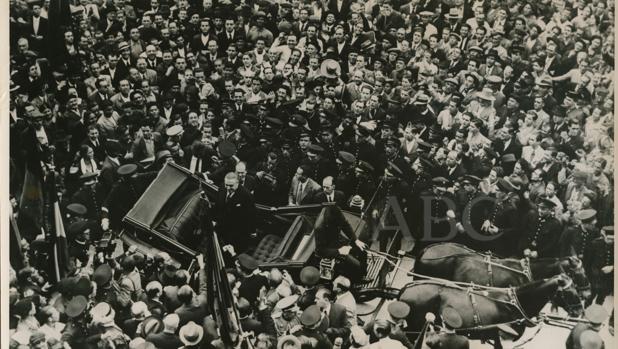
[252,234,283,263]
[157,190,202,244]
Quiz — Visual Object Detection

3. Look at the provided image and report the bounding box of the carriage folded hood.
[124,163,194,229]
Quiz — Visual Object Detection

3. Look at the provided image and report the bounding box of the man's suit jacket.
[131,135,162,162]
[444,164,467,182]
[217,30,245,51]
[100,156,121,194]
[327,0,353,22]
[312,190,346,206]
[82,138,107,163]
[88,91,112,108]
[318,302,350,339]
[288,177,322,205]
[215,186,256,251]
[190,33,214,53]
[478,64,503,79]
[137,68,158,85]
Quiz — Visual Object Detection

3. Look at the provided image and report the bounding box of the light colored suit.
[288,177,321,205]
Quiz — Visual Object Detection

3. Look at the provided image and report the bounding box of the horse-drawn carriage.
[120,162,403,295]
[119,163,602,348]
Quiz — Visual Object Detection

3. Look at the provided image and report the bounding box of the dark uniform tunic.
[586,236,614,305]
[520,210,563,258]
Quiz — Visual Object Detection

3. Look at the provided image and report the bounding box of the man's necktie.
[296,183,303,204]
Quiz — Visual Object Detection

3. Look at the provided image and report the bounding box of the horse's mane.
[420,243,501,260]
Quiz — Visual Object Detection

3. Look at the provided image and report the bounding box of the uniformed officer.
[417,177,456,250]
[364,301,413,348]
[101,164,140,231]
[335,151,357,197]
[481,177,524,257]
[297,266,320,310]
[236,253,269,307]
[520,195,563,258]
[70,172,106,222]
[372,161,412,251]
[61,295,93,349]
[425,306,470,349]
[586,226,614,306]
[561,209,600,260]
[294,305,333,349]
[303,144,337,183]
[272,294,302,337]
[565,304,608,349]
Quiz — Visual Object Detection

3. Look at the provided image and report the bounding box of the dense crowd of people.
[8,0,616,347]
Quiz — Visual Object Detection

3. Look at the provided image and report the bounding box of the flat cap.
[237,253,259,271]
[462,174,482,185]
[67,203,87,216]
[356,160,375,173]
[432,177,450,186]
[338,151,356,164]
[276,294,299,311]
[300,266,320,286]
[66,295,89,318]
[387,301,410,320]
[93,263,113,285]
[306,144,324,155]
[536,196,557,209]
[117,163,138,176]
[218,140,237,158]
[300,305,322,327]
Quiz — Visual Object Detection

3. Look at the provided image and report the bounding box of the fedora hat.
[445,8,461,19]
[277,335,301,349]
[179,321,204,346]
[476,88,496,101]
[319,59,341,79]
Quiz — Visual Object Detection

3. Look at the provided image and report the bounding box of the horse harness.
[481,255,533,287]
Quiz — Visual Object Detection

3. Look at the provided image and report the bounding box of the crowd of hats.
[8,0,616,347]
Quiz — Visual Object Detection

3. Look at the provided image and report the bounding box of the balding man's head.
[322,176,334,195]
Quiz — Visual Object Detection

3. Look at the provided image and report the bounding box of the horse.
[415,243,588,317]
[369,275,574,348]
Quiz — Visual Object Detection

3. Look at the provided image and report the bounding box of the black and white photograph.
[5,0,616,348]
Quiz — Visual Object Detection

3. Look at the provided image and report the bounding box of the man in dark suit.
[190,19,214,53]
[146,314,184,349]
[215,172,257,253]
[374,1,405,33]
[131,123,161,162]
[217,18,244,52]
[82,125,106,163]
[315,288,351,341]
[312,176,346,206]
[88,78,112,108]
[99,141,123,195]
[174,285,210,328]
[492,128,522,174]
[442,150,466,182]
[237,297,272,336]
[25,2,48,54]
[327,0,353,22]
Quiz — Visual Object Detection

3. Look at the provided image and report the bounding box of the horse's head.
[560,256,592,301]
[552,273,584,318]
